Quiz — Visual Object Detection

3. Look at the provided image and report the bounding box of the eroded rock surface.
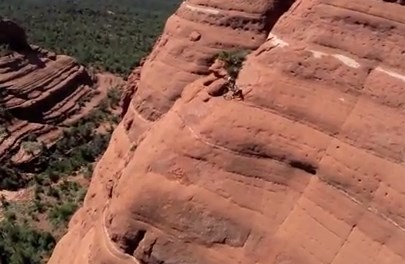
[49,0,405,263]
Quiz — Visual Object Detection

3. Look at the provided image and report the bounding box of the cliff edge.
[49,0,405,263]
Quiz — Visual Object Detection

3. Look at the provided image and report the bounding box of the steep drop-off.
[49,0,405,263]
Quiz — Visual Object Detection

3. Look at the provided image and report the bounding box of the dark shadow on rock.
[0,18,32,52]
[264,0,296,32]
[24,50,47,68]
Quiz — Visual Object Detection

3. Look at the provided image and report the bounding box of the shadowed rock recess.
[49,0,405,263]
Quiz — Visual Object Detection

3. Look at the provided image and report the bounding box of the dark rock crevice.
[123,229,147,255]
[263,0,296,33]
[288,160,317,175]
[111,228,147,256]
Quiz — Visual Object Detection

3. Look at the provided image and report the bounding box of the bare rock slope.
[49,0,405,263]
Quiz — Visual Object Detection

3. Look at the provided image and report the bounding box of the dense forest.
[0,0,181,75]
[0,1,180,263]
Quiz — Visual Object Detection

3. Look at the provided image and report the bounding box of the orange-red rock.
[49,1,405,264]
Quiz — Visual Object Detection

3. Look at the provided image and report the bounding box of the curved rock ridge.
[49,0,405,264]
[0,45,123,165]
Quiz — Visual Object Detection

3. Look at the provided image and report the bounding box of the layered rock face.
[0,44,121,166]
[49,0,405,264]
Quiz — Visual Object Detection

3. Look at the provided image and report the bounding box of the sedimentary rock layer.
[0,46,122,165]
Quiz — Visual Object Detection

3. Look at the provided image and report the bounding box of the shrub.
[0,165,26,190]
[216,49,249,79]
[81,164,94,179]
[30,199,46,214]
[59,180,80,195]
[22,140,43,154]
[107,86,123,108]
[98,98,110,113]
[47,186,60,199]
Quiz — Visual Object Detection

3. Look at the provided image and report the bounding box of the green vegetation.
[0,178,86,263]
[0,0,180,75]
[45,181,86,227]
[0,164,27,191]
[106,86,123,108]
[216,49,250,79]
[36,112,113,184]
[0,218,56,264]
[22,140,44,155]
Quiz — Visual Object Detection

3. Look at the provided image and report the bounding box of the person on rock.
[225,76,244,101]
[207,59,244,100]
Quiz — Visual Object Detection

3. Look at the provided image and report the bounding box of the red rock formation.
[0,44,124,166]
[49,0,405,263]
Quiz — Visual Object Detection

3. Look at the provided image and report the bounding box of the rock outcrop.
[0,17,31,51]
[0,40,123,168]
[49,0,405,264]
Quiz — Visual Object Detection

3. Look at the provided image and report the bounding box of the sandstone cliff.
[49,0,405,263]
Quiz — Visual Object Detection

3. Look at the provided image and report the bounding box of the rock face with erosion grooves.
[49,0,405,263]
